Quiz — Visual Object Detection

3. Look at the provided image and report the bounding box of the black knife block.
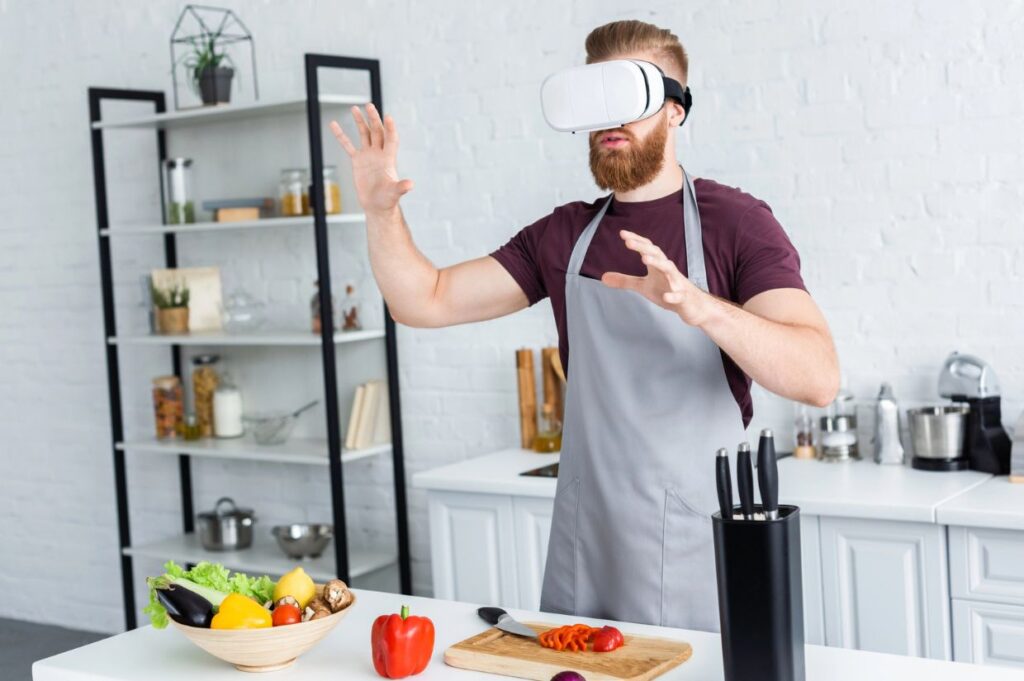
[712,504,804,681]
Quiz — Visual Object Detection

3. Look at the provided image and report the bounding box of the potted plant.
[182,28,234,106]
[152,282,191,334]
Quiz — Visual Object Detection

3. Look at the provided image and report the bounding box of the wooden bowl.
[169,590,356,672]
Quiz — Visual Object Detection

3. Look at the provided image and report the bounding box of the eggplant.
[156,585,214,628]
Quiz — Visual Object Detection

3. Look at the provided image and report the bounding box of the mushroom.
[322,579,353,612]
[302,596,332,621]
[275,595,300,610]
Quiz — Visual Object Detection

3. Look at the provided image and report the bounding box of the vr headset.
[540,59,693,134]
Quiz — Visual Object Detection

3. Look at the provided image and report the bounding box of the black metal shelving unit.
[89,54,411,630]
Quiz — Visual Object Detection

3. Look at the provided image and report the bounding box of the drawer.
[949,526,1024,606]
[952,599,1024,667]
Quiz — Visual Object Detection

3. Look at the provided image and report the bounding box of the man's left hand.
[601,229,712,327]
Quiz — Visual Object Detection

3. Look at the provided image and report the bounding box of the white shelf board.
[101,213,365,237]
[123,533,396,582]
[117,438,391,467]
[108,328,384,347]
[92,94,368,131]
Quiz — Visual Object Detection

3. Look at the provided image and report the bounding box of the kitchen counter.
[32,588,1023,681]
[412,448,993,523]
[936,475,1024,530]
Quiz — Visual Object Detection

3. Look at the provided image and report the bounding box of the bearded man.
[330,19,839,631]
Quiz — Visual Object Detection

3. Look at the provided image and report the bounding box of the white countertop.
[412,449,996,524]
[937,475,1024,530]
[32,588,1022,681]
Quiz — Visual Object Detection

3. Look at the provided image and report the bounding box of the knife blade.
[757,427,779,520]
[736,442,755,520]
[477,606,538,639]
[716,447,733,519]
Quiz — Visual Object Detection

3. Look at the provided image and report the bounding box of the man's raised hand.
[330,103,413,215]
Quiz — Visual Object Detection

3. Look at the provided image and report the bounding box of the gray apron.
[539,169,747,632]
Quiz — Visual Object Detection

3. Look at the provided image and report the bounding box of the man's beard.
[589,117,668,193]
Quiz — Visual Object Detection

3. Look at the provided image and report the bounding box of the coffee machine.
[938,352,1011,475]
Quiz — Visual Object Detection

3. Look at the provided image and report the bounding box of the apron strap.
[566,167,708,291]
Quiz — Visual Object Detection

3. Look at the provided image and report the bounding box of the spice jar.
[339,283,362,332]
[152,375,184,440]
[191,354,220,438]
[279,168,308,217]
[793,403,816,459]
[213,373,244,438]
[311,279,337,334]
[321,165,342,215]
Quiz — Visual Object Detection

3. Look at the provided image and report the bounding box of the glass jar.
[339,283,362,332]
[181,413,202,441]
[163,158,195,224]
[311,279,337,334]
[152,375,184,440]
[322,165,342,215]
[279,168,308,217]
[213,373,244,438]
[191,354,220,438]
[533,403,562,453]
[793,403,816,459]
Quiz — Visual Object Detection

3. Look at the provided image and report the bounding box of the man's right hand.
[330,104,413,215]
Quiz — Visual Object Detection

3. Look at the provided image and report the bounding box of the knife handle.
[478,606,508,625]
[716,448,733,519]
[758,428,779,519]
[737,442,754,520]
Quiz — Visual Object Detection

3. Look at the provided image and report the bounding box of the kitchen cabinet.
[513,496,554,610]
[800,514,825,645]
[820,517,950,659]
[428,491,519,608]
[952,599,1024,667]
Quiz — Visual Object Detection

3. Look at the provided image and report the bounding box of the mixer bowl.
[907,405,969,460]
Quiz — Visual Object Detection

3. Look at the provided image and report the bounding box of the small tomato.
[272,603,302,626]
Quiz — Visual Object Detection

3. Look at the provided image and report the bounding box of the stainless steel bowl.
[272,524,333,559]
[197,497,256,551]
[907,405,970,460]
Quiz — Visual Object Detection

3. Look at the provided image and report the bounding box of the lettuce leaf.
[145,560,275,629]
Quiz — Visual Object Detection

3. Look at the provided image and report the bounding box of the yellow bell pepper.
[210,593,272,630]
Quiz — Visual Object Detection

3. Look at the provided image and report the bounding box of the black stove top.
[520,462,559,477]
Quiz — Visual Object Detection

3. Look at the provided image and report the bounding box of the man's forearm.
[365,207,440,326]
[696,296,839,407]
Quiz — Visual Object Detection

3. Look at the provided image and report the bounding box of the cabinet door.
[949,526,1024,606]
[513,496,554,610]
[820,517,950,659]
[953,599,1024,667]
[800,514,825,646]
[427,492,518,608]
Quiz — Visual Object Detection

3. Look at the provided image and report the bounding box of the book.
[354,381,382,449]
[371,383,391,445]
[345,384,366,450]
[201,197,275,211]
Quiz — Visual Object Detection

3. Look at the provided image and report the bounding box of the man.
[331,19,839,631]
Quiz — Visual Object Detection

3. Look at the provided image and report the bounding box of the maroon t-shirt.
[489,178,806,427]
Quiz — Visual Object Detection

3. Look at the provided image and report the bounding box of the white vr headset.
[540,59,693,133]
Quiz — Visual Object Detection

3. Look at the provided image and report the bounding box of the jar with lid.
[311,279,337,334]
[213,373,244,438]
[279,168,309,217]
[321,165,342,215]
[339,283,362,332]
[152,375,184,440]
[163,158,195,224]
[191,354,220,437]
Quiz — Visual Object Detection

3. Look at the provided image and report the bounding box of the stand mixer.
[938,352,1011,475]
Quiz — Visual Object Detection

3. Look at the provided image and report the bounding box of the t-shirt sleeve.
[489,213,550,305]
[733,202,806,305]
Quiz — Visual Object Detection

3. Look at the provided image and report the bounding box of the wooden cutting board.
[444,622,692,681]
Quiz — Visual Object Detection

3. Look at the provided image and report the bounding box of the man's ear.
[667,100,686,127]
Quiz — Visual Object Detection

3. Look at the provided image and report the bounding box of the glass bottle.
[339,283,362,332]
[279,168,308,217]
[213,372,244,438]
[322,165,342,215]
[191,354,220,438]
[533,403,562,453]
[793,403,816,459]
[311,279,337,334]
[163,158,195,224]
[152,375,184,440]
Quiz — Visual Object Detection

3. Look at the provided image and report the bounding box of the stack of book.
[345,379,391,450]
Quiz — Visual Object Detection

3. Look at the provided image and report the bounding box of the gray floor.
[0,618,108,681]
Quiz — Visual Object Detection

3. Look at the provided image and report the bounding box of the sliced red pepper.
[592,625,624,652]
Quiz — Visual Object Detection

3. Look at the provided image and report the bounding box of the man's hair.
[584,20,688,86]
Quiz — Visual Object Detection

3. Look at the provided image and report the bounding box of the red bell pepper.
[592,625,624,652]
[371,605,435,678]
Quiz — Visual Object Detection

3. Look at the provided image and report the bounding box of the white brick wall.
[1,0,1022,634]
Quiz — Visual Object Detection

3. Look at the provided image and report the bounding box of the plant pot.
[198,66,234,106]
[157,307,189,334]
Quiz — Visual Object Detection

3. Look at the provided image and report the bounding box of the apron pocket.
[540,476,580,615]
[661,488,720,632]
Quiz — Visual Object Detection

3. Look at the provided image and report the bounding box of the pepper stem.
[400,604,409,620]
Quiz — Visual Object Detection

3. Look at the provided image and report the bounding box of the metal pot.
[197,497,255,550]
[907,405,970,461]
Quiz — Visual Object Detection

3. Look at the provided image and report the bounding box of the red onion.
[550,672,586,681]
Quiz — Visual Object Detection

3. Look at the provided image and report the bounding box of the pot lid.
[198,496,254,519]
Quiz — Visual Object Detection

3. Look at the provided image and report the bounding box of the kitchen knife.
[757,427,779,520]
[477,606,538,639]
[716,447,733,519]
[736,442,755,520]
